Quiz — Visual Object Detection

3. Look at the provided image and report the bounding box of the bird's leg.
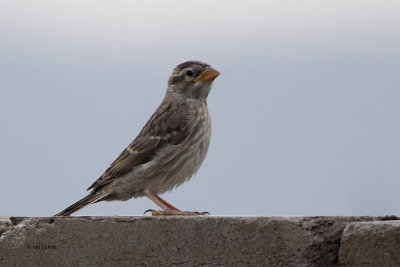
[145,194,180,213]
[145,194,209,216]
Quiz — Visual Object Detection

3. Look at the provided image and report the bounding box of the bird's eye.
[186,69,193,77]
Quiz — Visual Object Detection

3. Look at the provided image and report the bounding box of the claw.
[144,209,155,215]
[143,209,210,216]
[194,211,210,215]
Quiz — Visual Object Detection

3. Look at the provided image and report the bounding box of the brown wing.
[87,101,194,191]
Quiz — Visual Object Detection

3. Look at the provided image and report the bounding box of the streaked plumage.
[56,61,219,216]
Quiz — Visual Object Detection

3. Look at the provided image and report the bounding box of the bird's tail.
[55,192,107,216]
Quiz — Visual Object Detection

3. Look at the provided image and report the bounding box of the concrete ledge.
[339,220,400,266]
[0,216,397,266]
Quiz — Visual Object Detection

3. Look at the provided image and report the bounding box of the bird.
[56,61,220,216]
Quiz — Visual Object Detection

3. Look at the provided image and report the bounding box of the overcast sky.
[1,1,400,217]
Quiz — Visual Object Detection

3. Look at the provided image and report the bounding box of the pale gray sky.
[1,1,400,216]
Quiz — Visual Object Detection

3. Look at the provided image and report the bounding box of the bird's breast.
[121,102,212,196]
[154,103,211,192]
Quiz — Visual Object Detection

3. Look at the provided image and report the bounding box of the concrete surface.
[339,220,400,266]
[0,216,397,266]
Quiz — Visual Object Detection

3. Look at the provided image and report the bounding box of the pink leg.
[145,194,181,213]
[145,194,209,216]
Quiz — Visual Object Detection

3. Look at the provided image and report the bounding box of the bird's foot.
[144,209,210,216]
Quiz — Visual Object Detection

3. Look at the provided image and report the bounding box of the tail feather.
[55,193,106,216]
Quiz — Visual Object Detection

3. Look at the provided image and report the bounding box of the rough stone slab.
[0,217,12,238]
[339,220,400,266]
[0,216,375,267]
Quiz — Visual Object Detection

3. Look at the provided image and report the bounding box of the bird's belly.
[151,122,211,194]
[160,129,211,191]
[111,120,211,199]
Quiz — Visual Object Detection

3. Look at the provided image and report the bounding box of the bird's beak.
[194,67,220,83]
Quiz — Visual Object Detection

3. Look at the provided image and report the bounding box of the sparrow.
[56,61,220,216]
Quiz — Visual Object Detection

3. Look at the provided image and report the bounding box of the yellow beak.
[194,67,220,83]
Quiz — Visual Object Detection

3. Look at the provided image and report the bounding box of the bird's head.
[167,61,220,101]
